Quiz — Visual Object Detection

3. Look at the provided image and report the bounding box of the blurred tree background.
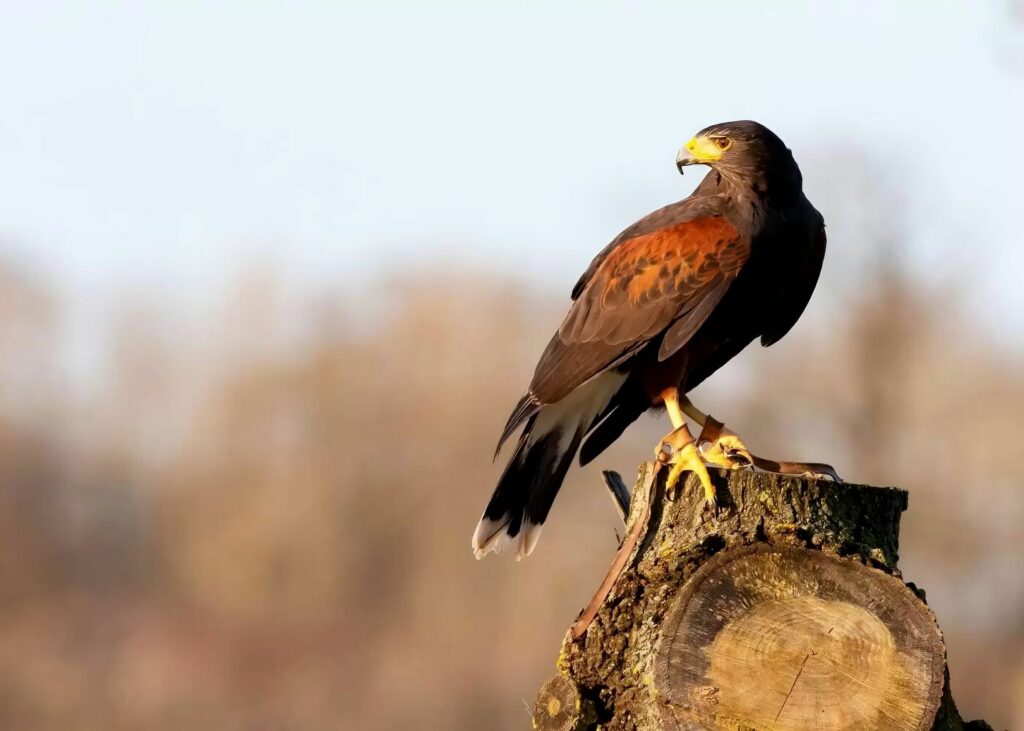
[2,3,1023,729]
[1,149,1023,729]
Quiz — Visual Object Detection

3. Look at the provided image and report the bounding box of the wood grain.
[544,468,989,730]
[653,544,945,730]
[533,674,595,731]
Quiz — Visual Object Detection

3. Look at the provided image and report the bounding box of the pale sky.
[1,2,1022,356]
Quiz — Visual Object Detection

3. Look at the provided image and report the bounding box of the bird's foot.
[692,415,753,471]
[655,426,717,510]
[699,428,754,470]
[693,415,841,482]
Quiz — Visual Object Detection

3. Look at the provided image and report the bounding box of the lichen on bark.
[540,465,985,731]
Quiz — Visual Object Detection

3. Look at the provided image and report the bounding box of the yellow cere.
[685,136,725,162]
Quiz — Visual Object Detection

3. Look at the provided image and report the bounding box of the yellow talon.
[699,430,754,471]
[666,442,717,509]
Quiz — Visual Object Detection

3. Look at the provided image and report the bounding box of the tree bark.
[536,465,992,731]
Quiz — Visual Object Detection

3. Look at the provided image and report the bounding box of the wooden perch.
[535,465,993,731]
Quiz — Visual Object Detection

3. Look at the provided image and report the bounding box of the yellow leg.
[661,388,687,429]
[679,396,754,470]
[679,396,707,426]
[655,405,717,508]
[679,396,841,481]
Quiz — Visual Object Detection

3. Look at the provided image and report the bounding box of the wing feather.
[530,216,749,404]
[760,218,826,346]
[657,276,730,360]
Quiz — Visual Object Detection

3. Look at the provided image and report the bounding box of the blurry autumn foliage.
[1,160,1023,729]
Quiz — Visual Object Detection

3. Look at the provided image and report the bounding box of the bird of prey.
[473,120,832,560]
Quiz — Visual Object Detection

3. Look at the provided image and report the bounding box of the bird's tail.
[474,371,626,559]
[472,416,583,560]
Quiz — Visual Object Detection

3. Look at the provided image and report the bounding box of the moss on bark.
[537,466,988,731]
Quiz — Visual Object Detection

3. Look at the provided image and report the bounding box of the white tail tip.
[472,514,542,560]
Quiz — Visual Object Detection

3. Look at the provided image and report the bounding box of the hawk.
[474,121,833,559]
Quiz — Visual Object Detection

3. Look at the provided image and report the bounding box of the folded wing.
[531,216,750,404]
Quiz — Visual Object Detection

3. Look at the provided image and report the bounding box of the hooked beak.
[675,147,696,175]
[675,135,723,175]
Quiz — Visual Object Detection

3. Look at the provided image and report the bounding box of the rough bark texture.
[536,465,992,731]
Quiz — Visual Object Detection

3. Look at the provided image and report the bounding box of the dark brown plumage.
[474,121,826,559]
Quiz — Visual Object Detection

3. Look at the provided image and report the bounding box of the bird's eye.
[714,137,732,150]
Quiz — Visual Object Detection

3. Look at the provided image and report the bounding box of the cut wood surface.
[654,544,944,730]
[536,465,991,731]
[533,674,597,731]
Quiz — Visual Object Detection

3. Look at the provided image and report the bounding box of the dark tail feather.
[473,419,582,560]
[493,393,542,460]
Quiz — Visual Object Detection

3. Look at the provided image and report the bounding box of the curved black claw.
[722,445,754,468]
[801,462,843,483]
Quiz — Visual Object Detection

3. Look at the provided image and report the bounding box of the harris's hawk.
[474,121,833,560]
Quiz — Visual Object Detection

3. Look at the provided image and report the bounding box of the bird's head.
[676,120,799,191]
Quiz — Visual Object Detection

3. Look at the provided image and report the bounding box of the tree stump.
[534,674,598,731]
[536,465,992,731]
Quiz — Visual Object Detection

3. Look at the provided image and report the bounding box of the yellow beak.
[676,136,725,173]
